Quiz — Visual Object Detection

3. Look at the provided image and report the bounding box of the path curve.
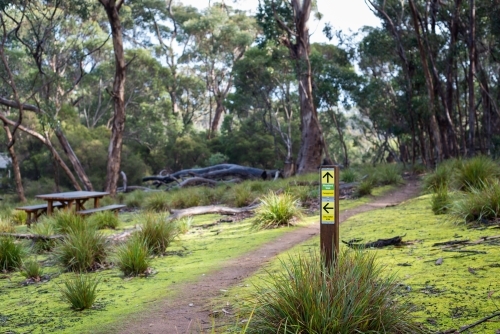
[118,179,421,334]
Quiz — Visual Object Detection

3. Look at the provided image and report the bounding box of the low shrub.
[114,236,151,277]
[31,221,58,253]
[340,169,358,183]
[451,181,500,223]
[453,156,500,192]
[59,274,100,310]
[0,237,25,271]
[246,249,425,334]
[54,226,108,272]
[252,192,302,230]
[136,213,178,255]
[144,192,171,212]
[22,259,43,280]
[88,211,119,229]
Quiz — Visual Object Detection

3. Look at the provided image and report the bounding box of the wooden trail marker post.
[320,165,340,267]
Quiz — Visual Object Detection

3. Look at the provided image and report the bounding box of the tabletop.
[35,191,109,201]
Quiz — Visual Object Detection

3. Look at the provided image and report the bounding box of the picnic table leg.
[26,212,33,228]
[94,197,100,209]
[47,201,53,215]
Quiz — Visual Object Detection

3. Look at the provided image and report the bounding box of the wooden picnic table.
[35,191,109,215]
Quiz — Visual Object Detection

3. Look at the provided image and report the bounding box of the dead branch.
[342,235,405,249]
[0,233,63,240]
[168,204,258,221]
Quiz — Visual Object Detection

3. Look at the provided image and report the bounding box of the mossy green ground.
[0,185,393,334]
[217,194,500,333]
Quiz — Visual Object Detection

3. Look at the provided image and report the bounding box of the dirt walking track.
[117,180,421,334]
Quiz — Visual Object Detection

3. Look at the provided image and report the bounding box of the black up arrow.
[323,202,334,214]
[322,172,333,183]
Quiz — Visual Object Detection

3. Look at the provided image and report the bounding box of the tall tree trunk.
[408,0,442,164]
[467,0,476,156]
[2,121,25,202]
[290,0,324,173]
[328,108,349,167]
[100,0,126,196]
[210,97,225,134]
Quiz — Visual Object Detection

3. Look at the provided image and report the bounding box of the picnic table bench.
[76,204,126,216]
[16,202,65,227]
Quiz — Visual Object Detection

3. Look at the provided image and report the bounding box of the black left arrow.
[323,202,334,214]
[322,172,333,183]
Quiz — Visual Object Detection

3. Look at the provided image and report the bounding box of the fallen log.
[168,204,259,221]
[342,235,405,249]
[143,164,281,186]
[0,233,63,240]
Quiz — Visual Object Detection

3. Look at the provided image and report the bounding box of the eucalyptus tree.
[257,0,331,173]
[183,3,257,136]
[0,0,108,191]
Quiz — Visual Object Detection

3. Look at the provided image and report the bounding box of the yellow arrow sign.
[322,201,335,222]
[321,170,335,184]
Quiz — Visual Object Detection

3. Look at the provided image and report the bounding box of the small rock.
[435,258,443,265]
[188,303,194,307]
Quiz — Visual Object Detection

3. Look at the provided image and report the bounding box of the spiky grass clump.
[59,274,100,310]
[22,259,43,280]
[453,156,500,192]
[169,188,202,208]
[10,210,27,225]
[31,220,58,253]
[451,181,500,224]
[50,210,88,234]
[252,192,302,230]
[124,190,146,209]
[431,186,450,215]
[423,159,459,193]
[0,237,26,271]
[54,226,108,272]
[176,216,192,234]
[375,163,404,185]
[114,236,151,277]
[136,213,178,255]
[0,219,15,233]
[340,169,358,183]
[246,250,425,334]
[88,211,119,230]
[355,178,374,197]
[144,192,171,212]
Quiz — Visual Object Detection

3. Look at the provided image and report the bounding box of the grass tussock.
[246,250,425,334]
[59,274,100,311]
[453,155,500,191]
[0,218,15,233]
[10,210,27,225]
[114,236,151,277]
[144,192,171,212]
[49,210,89,234]
[124,191,146,209]
[252,192,302,230]
[22,259,43,280]
[0,237,26,271]
[451,181,500,223]
[31,221,58,253]
[431,186,450,215]
[54,226,108,272]
[88,211,119,229]
[136,213,178,255]
[340,168,358,183]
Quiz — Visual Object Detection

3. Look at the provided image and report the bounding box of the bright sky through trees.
[178,0,380,43]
